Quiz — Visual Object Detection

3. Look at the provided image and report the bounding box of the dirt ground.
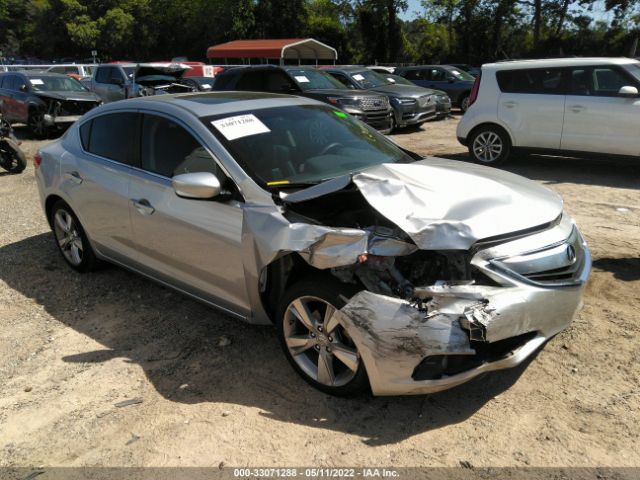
[1,116,639,468]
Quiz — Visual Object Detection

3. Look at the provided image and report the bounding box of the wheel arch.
[259,253,361,323]
[259,253,320,323]
[468,121,514,147]
[44,194,66,228]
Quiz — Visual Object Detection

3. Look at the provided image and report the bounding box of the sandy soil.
[1,117,639,468]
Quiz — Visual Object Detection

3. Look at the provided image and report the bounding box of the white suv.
[456,57,640,164]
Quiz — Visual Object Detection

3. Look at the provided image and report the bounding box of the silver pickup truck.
[87,63,196,103]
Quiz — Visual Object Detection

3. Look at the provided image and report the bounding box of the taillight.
[468,73,481,107]
[34,153,42,168]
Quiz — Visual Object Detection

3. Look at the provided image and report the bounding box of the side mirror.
[172,172,221,199]
[618,85,639,97]
[20,84,28,92]
[447,77,455,83]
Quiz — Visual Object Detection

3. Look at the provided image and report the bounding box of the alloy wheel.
[283,296,360,387]
[53,209,83,266]
[472,131,503,163]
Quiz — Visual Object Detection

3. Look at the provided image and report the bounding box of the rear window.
[83,113,137,165]
[496,68,565,95]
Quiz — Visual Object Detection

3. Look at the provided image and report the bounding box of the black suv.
[213,66,393,133]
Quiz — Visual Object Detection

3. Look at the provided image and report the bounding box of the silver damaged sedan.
[35,92,591,396]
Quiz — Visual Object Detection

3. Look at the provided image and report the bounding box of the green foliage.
[1,0,639,64]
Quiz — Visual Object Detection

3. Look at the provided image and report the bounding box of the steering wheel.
[318,142,344,156]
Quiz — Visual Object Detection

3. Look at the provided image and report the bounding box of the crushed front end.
[330,214,590,395]
[249,158,591,395]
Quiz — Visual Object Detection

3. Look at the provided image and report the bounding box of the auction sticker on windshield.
[353,74,365,81]
[211,114,270,141]
[294,76,310,83]
[31,79,44,85]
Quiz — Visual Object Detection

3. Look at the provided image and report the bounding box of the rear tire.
[276,276,369,396]
[50,200,100,273]
[468,125,512,165]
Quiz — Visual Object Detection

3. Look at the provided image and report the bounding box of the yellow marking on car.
[267,180,290,186]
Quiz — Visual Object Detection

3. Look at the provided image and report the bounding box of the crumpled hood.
[282,157,563,250]
[135,63,189,82]
[351,158,563,249]
[35,91,101,102]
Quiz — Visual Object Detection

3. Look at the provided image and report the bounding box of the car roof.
[1,70,72,78]
[91,91,325,118]
[483,57,639,70]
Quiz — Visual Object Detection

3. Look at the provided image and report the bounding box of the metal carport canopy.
[206,38,338,63]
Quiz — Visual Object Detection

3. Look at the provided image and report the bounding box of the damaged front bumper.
[332,220,591,396]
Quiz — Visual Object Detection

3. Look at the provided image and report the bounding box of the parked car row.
[0,62,456,138]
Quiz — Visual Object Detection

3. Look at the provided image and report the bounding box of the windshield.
[204,105,413,188]
[286,69,347,90]
[349,70,392,88]
[447,67,475,81]
[28,76,88,92]
[622,63,640,83]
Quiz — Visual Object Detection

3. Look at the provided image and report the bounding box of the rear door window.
[404,69,424,81]
[140,114,219,178]
[85,112,138,165]
[567,68,591,96]
[496,68,565,94]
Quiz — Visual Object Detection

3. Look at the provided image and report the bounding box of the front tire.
[50,200,100,273]
[28,109,51,139]
[468,125,512,165]
[276,277,369,396]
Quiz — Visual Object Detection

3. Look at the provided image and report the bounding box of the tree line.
[0,0,638,65]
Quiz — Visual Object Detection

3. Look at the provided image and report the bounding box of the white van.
[456,57,640,164]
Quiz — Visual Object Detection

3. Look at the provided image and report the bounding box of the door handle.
[132,199,155,215]
[570,105,585,113]
[503,101,517,108]
[63,171,83,184]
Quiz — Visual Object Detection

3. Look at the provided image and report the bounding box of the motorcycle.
[0,114,26,174]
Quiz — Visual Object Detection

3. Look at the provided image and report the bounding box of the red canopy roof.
[206,38,337,61]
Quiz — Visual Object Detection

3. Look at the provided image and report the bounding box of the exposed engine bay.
[134,64,196,96]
